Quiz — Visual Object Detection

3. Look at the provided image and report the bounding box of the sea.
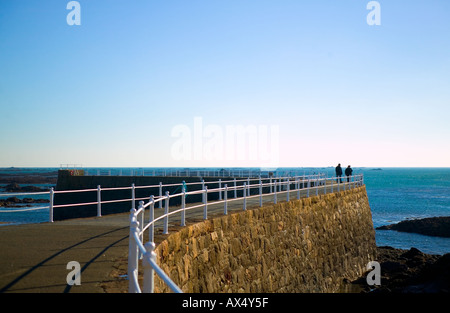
[1,167,449,255]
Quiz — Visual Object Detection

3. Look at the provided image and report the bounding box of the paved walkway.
[0,183,351,293]
[0,213,131,293]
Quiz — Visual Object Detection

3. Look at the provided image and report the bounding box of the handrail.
[0,206,50,213]
[129,220,182,293]
[0,173,359,225]
[127,174,365,293]
[83,167,325,178]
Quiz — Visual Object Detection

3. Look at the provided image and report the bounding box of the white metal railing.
[81,168,323,178]
[0,174,327,223]
[127,174,364,293]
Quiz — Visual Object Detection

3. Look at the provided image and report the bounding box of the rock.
[401,247,424,259]
[22,185,48,192]
[376,216,450,238]
[4,183,22,192]
[6,197,21,203]
[381,261,408,274]
[4,182,49,192]
[346,246,448,293]
[0,197,49,207]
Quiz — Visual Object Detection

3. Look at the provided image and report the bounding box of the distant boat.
[371,168,383,171]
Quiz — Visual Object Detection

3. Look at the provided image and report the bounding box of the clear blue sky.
[1,0,449,168]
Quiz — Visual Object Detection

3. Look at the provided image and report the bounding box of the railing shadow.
[0,227,128,293]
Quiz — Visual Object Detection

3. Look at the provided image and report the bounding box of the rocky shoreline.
[0,183,51,208]
[0,197,49,208]
[347,246,450,293]
[376,216,450,238]
[346,216,450,293]
[2,182,51,193]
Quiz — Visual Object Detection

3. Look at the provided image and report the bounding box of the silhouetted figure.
[345,165,353,182]
[335,164,343,183]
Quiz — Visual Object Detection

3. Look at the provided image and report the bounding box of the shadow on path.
[0,227,128,293]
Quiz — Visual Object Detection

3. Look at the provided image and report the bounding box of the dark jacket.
[345,167,353,176]
[335,165,343,176]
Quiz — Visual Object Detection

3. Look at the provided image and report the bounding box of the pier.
[0,171,365,293]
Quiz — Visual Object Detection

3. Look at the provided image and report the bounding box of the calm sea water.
[1,167,449,255]
[359,167,450,255]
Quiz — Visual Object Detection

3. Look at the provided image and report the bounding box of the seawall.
[154,186,376,293]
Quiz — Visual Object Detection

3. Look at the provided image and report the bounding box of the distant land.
[0,170,58,184]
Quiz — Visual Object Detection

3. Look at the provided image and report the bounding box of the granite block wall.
[154,186,376,293]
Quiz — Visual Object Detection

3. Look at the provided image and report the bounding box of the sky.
[0,0,449,168]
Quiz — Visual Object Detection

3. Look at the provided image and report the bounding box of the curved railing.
[0,173,364,293]
[127,174,364,293]
[0,174,326,223]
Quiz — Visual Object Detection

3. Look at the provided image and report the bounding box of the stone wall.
[154,186,376,293]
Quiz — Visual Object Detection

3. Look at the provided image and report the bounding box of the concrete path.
[0,213,131,293]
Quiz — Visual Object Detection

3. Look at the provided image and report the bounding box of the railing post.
[139,201,144,248]
[96,185,102,217]
[131,183,136,210]
[159,182,163,209]
[203,187,208,220]
[224,184,228,215]
[49,187,54,223]
[315,178,319,196]
[219,179,222,200]
[181,188,186,227]
[234,178,237,198]
[128,210,139,293]
[143,242,156,293]
[297,179,300,199]
[324,178,327,195]
[243,183,247,211]
[286,179,290,202]
[149,195,154,243]
[163,191,169,235]
[259,178,262,207]
[307,179,310,198]
[274,180,277,204]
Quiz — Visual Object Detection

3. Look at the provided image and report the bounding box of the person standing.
[335,164,343,183]
[345,165,353,182]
